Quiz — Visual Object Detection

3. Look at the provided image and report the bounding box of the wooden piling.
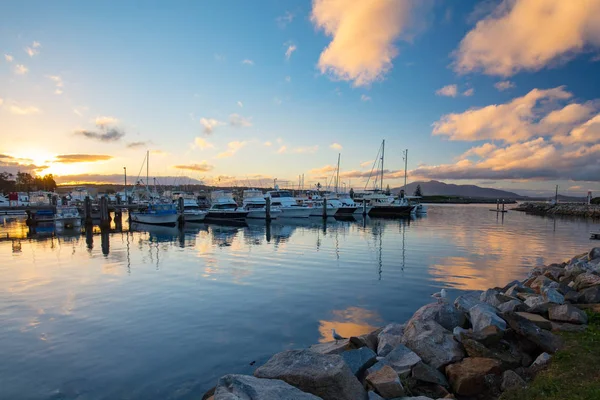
[265,197,271,221]
[178,197,185,226]
[84,196,93,225]
[322,199,327,218]
[362,200,367,216]
[99,196,110,228]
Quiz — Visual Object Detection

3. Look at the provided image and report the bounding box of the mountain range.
[392,180,522,199]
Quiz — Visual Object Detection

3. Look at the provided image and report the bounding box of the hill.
[393,180,521,199]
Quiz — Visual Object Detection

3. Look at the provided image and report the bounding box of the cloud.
[495,80,515,91]
[276,11,294,28]
[55,154,113,163]
[311,0,417,87]
[292,145,319,154]
[0,98,3,106]
[285,44,297,60]
[229,113,252,127]
[276,145,287,154]
[309,165,337,175]
[194,137,214,149]
[463,88,474,97]
[8,104,40,115]
[459,143,497,158]
[127,141,148,149]
[53,174,204,185]
[173,162,214,172]
[216,141,248,158]
[95,116,118,126]
[264,141,272,147]
[360,160,374,168]
[360,94,372,102]
[554,113,600,145]
[433,86,573,142]
[55,89,63,95]
[75,128,125,142]
[242,59,254,66]
[200,117,224,134]
[4,54,13,62]
[47,75,64,94]
[73,106,88,117]
[25,47,38,57]
[330,142,343,150]
[14,64,28,74]
[436,84,458,97]
[237,101,243,108]
[285,76,291,82]
[454,0,600,76]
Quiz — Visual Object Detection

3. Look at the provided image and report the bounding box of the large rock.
[543,266,565,282]
[461,338,520,369]
[515,312,552,330]
[580,286,600,303]
[542,288,565,304]
[550,321,588,333]
[480,289,514,307]
[501,312,563,354]
[530,275,558,293]
[383,344,421,378]
[401,320,465,370]
[254,350,366,400]
[564,290,582,303]
[445,357,503,396]
[588,247,600,261]
[472,325,504,346]
[367,391,385,400]
[365,365,405,399]
[548,304,588,324]
[350,329,380,353]
[505,284,534,298]
[214,375,321,400]
[408,302,467,331]
[500,370,527,392]
[498,299,525,313]
[377,324,405,357]
[573,273,600,291]
[341,347,378,377]
[529,352,552,374]
[411,361,449,387]
[453,291,484,314]
[469,304,507,332]
[309,339,352,355]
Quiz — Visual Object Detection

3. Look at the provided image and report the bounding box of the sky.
[1,0,600,197]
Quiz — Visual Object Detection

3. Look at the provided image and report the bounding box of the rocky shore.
[203,248,600,400]
[514,202,600,218]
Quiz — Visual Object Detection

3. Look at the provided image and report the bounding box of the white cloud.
[360,160,374,168]
[229,113,252,127]
[264,141,272,147]
[285,44,297,60]
[73,106,88,117]
[292,145,319,154]
[242,59,254,66]
[237,101,243,108]
[330,143,343,150]
[32,41,41,48]
[0,98,3,106]
[55,89,63,95]
[47,75,63,86]
[285,76,291,83]
[14,64,28,75]
[554,113,600,145]
[463,88,474,97]
[24,42,41,57]
[454,0,600,76]
[495,81,515,91]
[200,117,224,134]
[9,104,40,115]
[311,0,416,87]
[4,54,13,62]
[95,116,118,126]
[216,141,248,158]
[194,137,214,150]
[276,145,287,154]
[276,11,294,28]
[436,84,458,97]
[361,94,372,102]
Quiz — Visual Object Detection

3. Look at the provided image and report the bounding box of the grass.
[500,311,600,400]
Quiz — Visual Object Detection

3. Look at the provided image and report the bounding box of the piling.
[84,196,93,225]
[497,199,500,212]
[85,226,93,249]
[101,227,110,255]
[502,200,505,212]
[362,201,367,216]
[99,196,110,228]
[114,210,123,228]
[178,197,185,226]
[265,197,271,221]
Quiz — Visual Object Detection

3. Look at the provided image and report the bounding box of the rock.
[254,349,366,400]
[469,304,507,332]
[498,299,525,313]
[524,295,548,309]
[202,387,216,400]
[501,280,523,292]
[573,273,600,291]
[505,284,534,298]
[515,312,552,330]
[342,347,378,377]
[452,327,469,343]
[500,370,527,392]
[411,361,448,387]
[564,263,586,279]
[214,375,321,400]
[543,266,565,281]
[309,339,352,355]
[383,344,421,378]
[530,275,558,293]
[550,321,588,333]
[564,290,582,303]
[548,304,588,324]
[542,288,565,304]
[408,302,467,331]
[401,320,465,370]
[377,324,405,357]
[445,357,503,396]
[481,289,515,307]
[453,291,484,314]
[472,325,504,346]
[501,312,563,354]
[558,280,575,295]
[579,286,600,303]
[576,303,600,312]
[365,360,390,377]
[516,292,537,301]
[365,365,405,399]
[588,247,600,261]
[529,352,551,373]
[367,391,385,400]
[350,329,381,353]
[461,338,520,369]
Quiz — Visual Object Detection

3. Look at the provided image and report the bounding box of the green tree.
[0,172,16,193]
[414,184,423,197]
[384,184,391,195]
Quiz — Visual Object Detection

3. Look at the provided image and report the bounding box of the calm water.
[0,204,596,399]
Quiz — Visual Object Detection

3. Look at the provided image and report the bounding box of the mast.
[146,150,149,187]
[380,140,385,191]
[336,153,341,193]
[403,149,408,193]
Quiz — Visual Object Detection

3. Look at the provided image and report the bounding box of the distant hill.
[392,180,521,199]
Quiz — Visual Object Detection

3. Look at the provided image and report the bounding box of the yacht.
[406,195,428,215]
[54,205,82,229]
[130,202,180,226]
[0,195,27,216]
[323,192,358,216]
[265,188,313,218]
[297,190,340,217]
[205,191,248,222]
[181,197,208,222]
[337,192,371,215]
[242,189,281,219]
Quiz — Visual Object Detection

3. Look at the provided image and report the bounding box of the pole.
[403,149,408,194]
[322,198,327,219]
[266,196,271,221]
[146,150,149,187]
[380,140,385,192]
[555,185,558,204]
[124,166,127,199]
[362,199,367,216]
[336,153,341,194]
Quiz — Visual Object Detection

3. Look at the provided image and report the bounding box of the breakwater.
[204,248,600,400]
[514,202,600,218]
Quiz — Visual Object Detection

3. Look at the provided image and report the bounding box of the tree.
[414,184,423,197]
[0,172,16,193]
[349,188,354,199]
[384,184,391,195]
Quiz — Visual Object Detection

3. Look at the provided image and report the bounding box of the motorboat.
[265,188,312,218]
[205,191,248,222]
[242,189,281,219]
[323,192,357,216]
[181,197,208,222]
[54,205,82,229]
[405,195,428,215]
[130,202,179,226]
[0,195,27,216]
[297,190,339,217]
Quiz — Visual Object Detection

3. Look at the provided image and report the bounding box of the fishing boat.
[323,192,357,216]
[181,197,208,222]
[54,205,82,229]
[265,188,313,218]
[130,203,179,226]
[242,189,281,219]
[297,190,340,216]
[205,191,248,222]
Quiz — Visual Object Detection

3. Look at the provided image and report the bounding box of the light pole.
[123,167,127,199]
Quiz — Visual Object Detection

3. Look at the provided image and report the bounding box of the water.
[0,204,596,399]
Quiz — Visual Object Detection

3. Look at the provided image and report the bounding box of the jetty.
[514,202,600,218]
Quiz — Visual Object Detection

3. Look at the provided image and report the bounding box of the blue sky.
[1,0,600,196]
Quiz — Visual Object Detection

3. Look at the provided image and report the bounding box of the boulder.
[564,290,582,303]
[254,350,366,400]
[548,304,588,324]
[505,284,534,298]
[453,291,484,314]
[579,286,600,303]
[530,275,558,293]
[383,344,422,378]
[401,320,465,370]
[350,329,381,353]
[516,292,537,302]
[573,273,600,291]
[543,266,565,282]
[515,312,552,330]
[365,360,390,377]
[498,299,525,313]
[501,312,563,354]
[550,321,588,333]
[529,352,551,373]
[445,357,503,396]
[411,361,449,387]
[557,280,575,295]
[408,302,467,331]
[564,263,586,279]
[367,391,385,400]
[588,247,600,261]
[524,295,548,309]
[472,324,504,346]
[500,370,527,392]
[469,304,507,332]
[542,288,564,304]
[452,326,469,343]
[309,339,352,355]
[377,324,405,357]
[481,289,514,307]
[365,365,405,399]
[214,375,321,400]
[342,347,378,377]
[461,338,520,369]
[501,280,523,292]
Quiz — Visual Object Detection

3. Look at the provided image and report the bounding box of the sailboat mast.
[336,153,340,193]
[146,150,149,187]
[380,140,385,191]
[404,149,408,193]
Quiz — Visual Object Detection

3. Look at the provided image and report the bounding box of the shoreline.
[514,202,600,218]
[204,248,600,400]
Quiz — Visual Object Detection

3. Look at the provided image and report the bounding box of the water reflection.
[318,307,382,343]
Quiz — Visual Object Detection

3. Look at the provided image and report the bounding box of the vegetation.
[385,184,391,195]
[591,197,600,205]
[414,184,423,197]
[501,311,600,400]
[0,171,57,193]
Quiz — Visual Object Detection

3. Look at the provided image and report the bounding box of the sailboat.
[327,153,358,215]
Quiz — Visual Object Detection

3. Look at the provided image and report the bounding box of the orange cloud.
[216,141,247,159]
[173,162,214,172]
[436,84,458,97]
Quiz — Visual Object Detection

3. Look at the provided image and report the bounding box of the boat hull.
[184,212,207,222]
[309,207,339,217]
[130,213,179,226]
[353,204,373,215]
[369,205,414,217]
[55,217,82,229]
[246,208,282,219]
[279,207,313,218]
[205,210,248,222]
[335,206,358,215]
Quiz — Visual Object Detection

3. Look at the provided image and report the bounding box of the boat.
[297,190,340,217]
[181,197,208,222]
[130,202,180,226]
[54,205,82,229]
[242,189,281,219]
[265,188,313,218]
[405,195,427,215]
[0,195,27,216]
[323,192,357,216]
[205,190,248,222]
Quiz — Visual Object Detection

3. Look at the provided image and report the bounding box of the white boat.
[297,190,339,217]
[242,189,281,219]
[323,192,357,216]
[130,203,180,226]
[405,195,428,215]
[206,191,248,221]
[265,188,312,218]
[54,205,82,229]
[0,195,27,216]
[181,198,207,222]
